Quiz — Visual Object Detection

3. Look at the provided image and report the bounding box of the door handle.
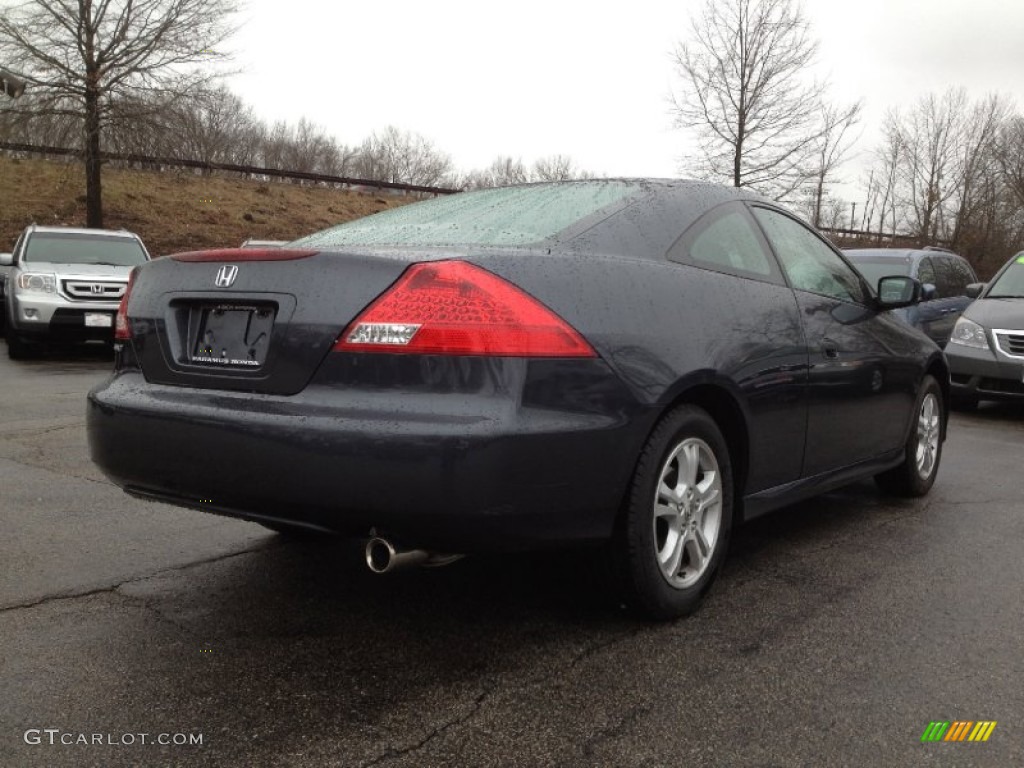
[821,339,839,359]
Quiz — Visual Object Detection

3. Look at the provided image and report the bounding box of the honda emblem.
[91,284,104,294]
[214,265,239,288]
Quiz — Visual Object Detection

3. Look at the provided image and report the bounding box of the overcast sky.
[231,0,1024,189]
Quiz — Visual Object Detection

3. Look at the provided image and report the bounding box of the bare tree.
[996,115,1024,208]
[462,154,592,189]
[352,126,454,187]
[463,155,530,188]
[671,0,832,199]
[532,154,591,181]
[808,100,862,227]
[896,90,967,242]
[946,94,1011,250]
[166,85,261,167]
[0,0,239,226]
[869,112,906,237]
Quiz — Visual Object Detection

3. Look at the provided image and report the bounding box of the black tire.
[613,405,734,620]
[875,374,944,497]
[5,323,33,360]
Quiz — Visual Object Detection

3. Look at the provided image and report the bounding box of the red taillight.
[114,268,137,341]
[336,261,596,357]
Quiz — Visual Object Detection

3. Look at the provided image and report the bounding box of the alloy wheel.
[652,437,723,589]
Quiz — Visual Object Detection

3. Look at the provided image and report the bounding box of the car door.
[751,206,921,476]
[912,256,948,346]
[928,255,968,345]
[668,202,808,492]
[940,256,979,340]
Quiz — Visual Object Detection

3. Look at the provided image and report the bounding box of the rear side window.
[669,203,780,282]
[917,257,937,288]
[753,208,866,303]
[949,257,976,292]
[932,257,959,298]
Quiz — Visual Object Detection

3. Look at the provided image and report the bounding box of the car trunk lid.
[126,248,412,395]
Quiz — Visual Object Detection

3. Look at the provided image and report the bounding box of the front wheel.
[5,323,34,360]
[875,375,944,497]
[613,405,734,620]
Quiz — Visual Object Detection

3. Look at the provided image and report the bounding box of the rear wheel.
[875,375,943,497]
[614,405,733,620]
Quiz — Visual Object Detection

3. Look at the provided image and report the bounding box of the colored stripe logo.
[921,721,997,742]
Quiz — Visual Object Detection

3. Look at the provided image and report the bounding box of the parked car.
[88,180,948,620]
[946,251,1024,408]
[2,225,151,358]
[843,247,978,348]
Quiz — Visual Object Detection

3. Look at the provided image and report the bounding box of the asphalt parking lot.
[1,343,1022,767]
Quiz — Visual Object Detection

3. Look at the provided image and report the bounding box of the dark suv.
[844,247,977,348]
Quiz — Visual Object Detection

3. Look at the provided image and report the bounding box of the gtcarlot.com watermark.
[24,729,203,747]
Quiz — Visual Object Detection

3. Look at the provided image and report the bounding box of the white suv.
[2,225,150,358]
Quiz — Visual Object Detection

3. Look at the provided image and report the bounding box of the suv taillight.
[114,269,137,341]
[335,261,596,357]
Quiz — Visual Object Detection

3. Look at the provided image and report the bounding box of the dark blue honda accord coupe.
[88,180,948,619]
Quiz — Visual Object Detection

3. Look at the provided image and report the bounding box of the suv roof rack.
[922,245,955,254]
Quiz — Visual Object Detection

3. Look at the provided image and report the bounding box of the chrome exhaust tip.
[364,536,462,574]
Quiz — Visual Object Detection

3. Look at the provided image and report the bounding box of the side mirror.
[0,252,12,266]
[920,282,937,302]
[876,275,922,309]
[965,282,985,299]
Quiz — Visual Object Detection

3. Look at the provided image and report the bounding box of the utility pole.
[850,202,857,232]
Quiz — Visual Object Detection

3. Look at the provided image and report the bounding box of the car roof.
[844,249,921,260]
[29,225,141,239]
[844,247,963,261]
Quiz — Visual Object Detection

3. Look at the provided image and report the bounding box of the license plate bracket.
[187,303,275,368]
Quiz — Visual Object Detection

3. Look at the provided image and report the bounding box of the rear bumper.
[87,369,650,552]
[947,343,1024,401]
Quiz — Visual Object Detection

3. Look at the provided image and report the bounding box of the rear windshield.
[846,257,912,287]
[292,181,638,249]
[24,233,148,266]
[987,255,1024,298]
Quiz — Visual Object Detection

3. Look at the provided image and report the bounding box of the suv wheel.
[613,405,734,620]
[5,323,34,360]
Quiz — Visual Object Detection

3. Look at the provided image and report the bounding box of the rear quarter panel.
[475,253,809,494]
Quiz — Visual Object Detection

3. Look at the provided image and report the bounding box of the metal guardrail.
[819,225,950,249]
[0,141,460,196]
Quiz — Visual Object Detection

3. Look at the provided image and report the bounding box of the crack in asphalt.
[0,420,85,437]
[354,628,649,767]
[0,453,115,487]
[358,682,496,768]
[582,703,650,758]
[568,626,649,670]
[0,544,271,614]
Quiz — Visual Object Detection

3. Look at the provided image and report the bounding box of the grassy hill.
[0,154,416,256]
